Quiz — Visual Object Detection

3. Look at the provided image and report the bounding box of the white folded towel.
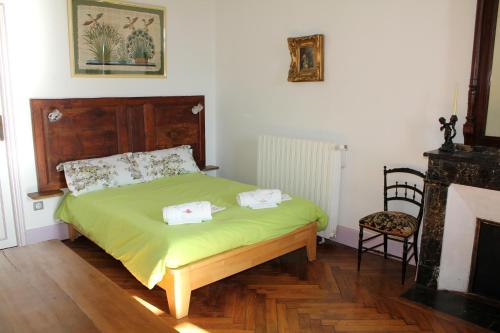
[248,202,279,210]
[237,189,282,208]
[248,194,293,209]
[163,201,212,225]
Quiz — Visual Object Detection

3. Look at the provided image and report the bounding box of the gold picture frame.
[68,0,166,78]
[287,34,324,82]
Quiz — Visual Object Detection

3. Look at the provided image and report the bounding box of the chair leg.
[357,226,364,271]
[402,238,409,284]
[413,235,419,266]
[383,234,388,259]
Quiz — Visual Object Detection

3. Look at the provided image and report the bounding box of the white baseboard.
[24,222,415,267]
[25,223,69,245]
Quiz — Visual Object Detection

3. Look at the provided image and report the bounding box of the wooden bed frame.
[69,222,317,319]
[32,96,318,319]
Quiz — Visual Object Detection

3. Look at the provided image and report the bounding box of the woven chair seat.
[359,211,418,238]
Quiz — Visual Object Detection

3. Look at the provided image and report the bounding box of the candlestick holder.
[439,115,458,153]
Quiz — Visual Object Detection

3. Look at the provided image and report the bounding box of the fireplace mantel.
[416,144,500,288]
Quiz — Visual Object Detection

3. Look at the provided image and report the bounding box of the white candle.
[452,86,458,116]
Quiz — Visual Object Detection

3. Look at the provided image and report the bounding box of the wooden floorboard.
[0,241,176,333]
[65,238,491,333]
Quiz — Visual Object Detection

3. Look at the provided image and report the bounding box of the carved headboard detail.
[31,96,205,192]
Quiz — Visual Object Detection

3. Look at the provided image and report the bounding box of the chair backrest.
[383,166,426,224]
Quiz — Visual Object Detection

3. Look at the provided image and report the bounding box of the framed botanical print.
[287,34,324,82]
[68,0,166,77]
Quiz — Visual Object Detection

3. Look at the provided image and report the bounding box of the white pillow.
[57,153,143,196]
[130,145,200,181]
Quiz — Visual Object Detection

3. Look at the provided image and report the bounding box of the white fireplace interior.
[438,184,500,293]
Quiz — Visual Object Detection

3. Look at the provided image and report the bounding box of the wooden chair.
[357,166,425,284]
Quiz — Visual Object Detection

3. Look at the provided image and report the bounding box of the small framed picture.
[287,34,324,82]
[68,0,166,77]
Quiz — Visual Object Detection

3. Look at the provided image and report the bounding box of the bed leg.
[306,225,317,261]
[306,238,317,261]
[163,268,192,319]
[68,225,79,241]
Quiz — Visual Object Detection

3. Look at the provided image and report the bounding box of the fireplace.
[402,145,500,330]
[437,184,500,294]
[469,219,500,301]
[416,145,500,288]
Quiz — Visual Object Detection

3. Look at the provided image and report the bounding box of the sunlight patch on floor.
[132,296,165,316]
[132,296,211,332]
[174,322,211,333]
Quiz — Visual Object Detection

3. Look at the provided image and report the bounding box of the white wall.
[3,0,216,232]
[215,0,476,234]
[1,0,479,243]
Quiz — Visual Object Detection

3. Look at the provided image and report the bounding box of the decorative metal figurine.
[438,115,458,152]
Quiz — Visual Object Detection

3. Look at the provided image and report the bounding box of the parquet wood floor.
[65,238,489,333]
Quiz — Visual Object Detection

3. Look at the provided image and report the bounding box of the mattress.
[56,173,328,289]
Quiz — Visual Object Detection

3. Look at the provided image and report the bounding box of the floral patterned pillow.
[56,153,143,196]
[130,145,200,181]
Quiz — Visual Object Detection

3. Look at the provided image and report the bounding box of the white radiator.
[257,135,345,239]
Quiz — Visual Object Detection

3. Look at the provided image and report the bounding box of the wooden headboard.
[31,96,205,192]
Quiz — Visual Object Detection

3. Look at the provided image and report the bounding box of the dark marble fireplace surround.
[416,144,500,288]
[402,145,500,331]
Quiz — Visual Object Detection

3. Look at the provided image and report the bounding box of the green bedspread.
[56,173,328,289]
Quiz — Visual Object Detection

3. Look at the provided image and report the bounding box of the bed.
[31,96,327,319]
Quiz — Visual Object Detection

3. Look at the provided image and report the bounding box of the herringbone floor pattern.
[65,239,489,333]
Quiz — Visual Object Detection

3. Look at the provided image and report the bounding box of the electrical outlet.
[33,201,44,211]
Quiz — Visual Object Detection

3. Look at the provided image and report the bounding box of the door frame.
[0,3,27,246]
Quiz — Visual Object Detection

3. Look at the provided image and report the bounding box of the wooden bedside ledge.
[27,190,65,200]
[202,165,219,172]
